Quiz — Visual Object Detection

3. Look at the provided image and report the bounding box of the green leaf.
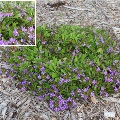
[61,69,66,73]
[71,77,77,81]
[49,65,54,71]
[63,57,67,61]
[19,61,30,71]
[9,30,13,37]
[74,56,78,63]
[52,72,58,78]
[81,54,86,62]
[55,78,59,82]
[97,48,103,53]
[14,14,20,18]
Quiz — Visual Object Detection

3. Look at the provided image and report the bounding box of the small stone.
[51,117,57,120]
[78,112,83,118]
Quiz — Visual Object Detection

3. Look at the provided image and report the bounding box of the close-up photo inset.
[0,1,35,45]
[0,0,120,120]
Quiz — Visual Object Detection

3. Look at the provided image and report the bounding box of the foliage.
[2,25,120,112]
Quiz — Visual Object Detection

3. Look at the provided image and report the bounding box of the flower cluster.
[0,1,35,45]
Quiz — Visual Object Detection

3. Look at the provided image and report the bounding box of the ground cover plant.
[0,1,35,45]
[1,25,120,112]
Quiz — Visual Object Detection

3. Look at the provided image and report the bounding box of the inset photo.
[0,0,35,46]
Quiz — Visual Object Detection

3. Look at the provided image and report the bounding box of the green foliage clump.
[2,25,120,112]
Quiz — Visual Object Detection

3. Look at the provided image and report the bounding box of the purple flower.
[15,6,21,9]
[26,17,32,21]
[40,66,45,72]
[0,70,2,74]
[39,62,43,65]
[23,69,27,73]
[9,38,16,43]
[84,77,90,82]
[81,94,85,98]
[33,66,37,68]
[3,13,7,17]
[89,60,94,66]
[28,34,34,39]
[0,40,4,45]
[104,92,108,97]
[87,45,91,48]
[50,93,56,98]
[38,88,42,91]
[75,49,79,53]
[58,47,61,50]
[115,79,120,85]
[49,99,54,109]
[101,86,104,91]
[103,70,107,75]
[76,74,81,79]
[21,38,25,43]
[114,87,118,92]
[96,66,100,71]
[73,68,78,73]
[0,34,2,38]
[13,28,19,36]
[77,88,82,95]
[41,79,46,82]
[6,25,8,29]
[33,91,36,95]
[28,26,34,32]
[21,80,27,85]
[70,99,77,107]
[72,51,76,56]
[83,87,88,92]
[53,107,60,112]
[21,26,27,32]
[90,91,94,97]
[75,45,78,49]
[59,77,70,84]
[15,41,19,45]
[20,12,26,18]
[0,12,3,18]
[66,97,72,102]
[3,13,13,17]
[82,42,86,46]
[38,74,41,79]
[6,54,9,58]
[107,66,112,73]
[3,41,8,45]
[100,36,104,43]
[21,87,26,91]
[5,12,13,17]
[92,80,96,85]
[96,42,99,45]
[100,91,103,98]
[46,75,50,79]
[37,95,44,100]
[58,95,63,99]
[41,71,45,75]
[42,41,47,44]
[40,50,44,53]
[84,95,88,99]
[70,90,75,96]
[58,99,68,110]
[9,12,13,16]
[107,48,112,53]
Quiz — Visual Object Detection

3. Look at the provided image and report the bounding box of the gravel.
[36,0,120,39]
